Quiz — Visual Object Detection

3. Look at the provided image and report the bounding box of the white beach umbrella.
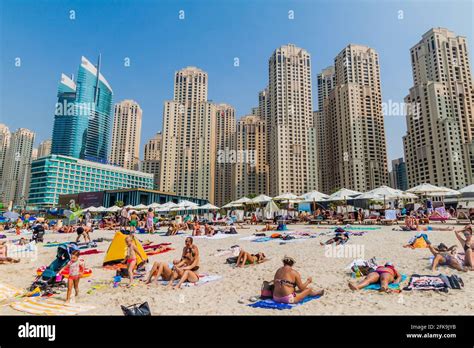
[106,206,121,213]
[249,194,272,204]
[133,204,148,210]
[301,190,329,203]
[273,193,300,201]
[148,202,161,209]
[85,206,98,212]
[436,187,461,196]
[199,203,220,210]
[407,183,452,196]
[459,184,474,194]
[325,188,362,201]
[355,186,406,200]
[222,202,237,209]
[233,196,252,204]
[95,206,107,212]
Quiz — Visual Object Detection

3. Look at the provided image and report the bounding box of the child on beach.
[125,235,144,286]
[64,250,83,303]
[129,211,139,233]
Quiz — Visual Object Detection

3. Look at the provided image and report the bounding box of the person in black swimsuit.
[454,226,473,270]
[168,237,200,289]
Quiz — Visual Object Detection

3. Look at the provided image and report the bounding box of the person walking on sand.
[272,256,324,304]
[146,208,155,233]
[125,235,145,287]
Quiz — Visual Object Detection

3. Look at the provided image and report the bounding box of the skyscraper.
[0,124,11,195]
[317,66,336,112]
[268,44,314,196]
[160,67,217,203]
[235,115,269,198]
[110,100,142,170]
[2,128,35,208]
[320,44,388,193]
[403,28,474,189]
[389,158,408,191]
[142,132,162,189]
[215,103,236,206]
[37,139,52,158]
[51,56,113,163]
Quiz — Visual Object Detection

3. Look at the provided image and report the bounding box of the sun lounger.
[456,209,471,224]
[381,210,398,225]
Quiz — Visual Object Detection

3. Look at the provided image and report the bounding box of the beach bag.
[121,302,151,316]
[260,280,274,299]
[226,256,238,264]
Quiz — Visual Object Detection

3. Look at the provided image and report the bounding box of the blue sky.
[0,0,472,164]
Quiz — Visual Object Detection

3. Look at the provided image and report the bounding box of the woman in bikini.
[348,262,402,292]
[272,256,324,304]
[145,261,174,284]
[427,242,467,272]
[168,237,200,289]
[146,208,155,233]
[235,249,266,267]
[454,225,474,270]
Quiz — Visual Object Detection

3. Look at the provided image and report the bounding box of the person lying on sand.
[259,223,276,232]
[272,256,324,304]
[427,242,467,272]
[348,262,402,293]
[145,261,174,284]
[320,231,349,246]
[417,225,454,232]
[168,237,200,290]
[0,241,20,263]
[454,225,473,270]
[235,249,266,267]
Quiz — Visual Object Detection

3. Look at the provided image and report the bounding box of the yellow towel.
[10,297,95,315]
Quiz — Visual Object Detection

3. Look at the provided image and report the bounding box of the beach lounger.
[456,209,471,224]
[381,210,398,225]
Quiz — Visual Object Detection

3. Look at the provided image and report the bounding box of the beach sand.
[1,223,473,315]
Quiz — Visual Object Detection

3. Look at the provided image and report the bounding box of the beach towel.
[403,274,463,292]
[252,237,273,243]
[79,248,104,256]
[10,297,95,315]
[406,234,429,249]
[158,274,222,287]
[248,295,321,310]
[0,283,23,302]
[142,242,172,250]
[363,275,407,290]
[192,233,237,240]
[145,247,174,256]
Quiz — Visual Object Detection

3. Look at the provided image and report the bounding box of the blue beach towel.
[252,237,273,243]
[363,274,407,290]
[248,295,321,310]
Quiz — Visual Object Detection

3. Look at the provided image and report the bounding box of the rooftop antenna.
[94,54,101,104]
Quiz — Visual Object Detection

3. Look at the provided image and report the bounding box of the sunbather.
[145,261,174,284]
[259,223,276,232]
[0,241,20,263]
[427,242,467,272]
[320,231,349,246]
[168,237,200,289]
[417,225,454,232]
[348,262,402,292]
[454,225,474,270]
[235,249,266,267]
[272,256,324,304]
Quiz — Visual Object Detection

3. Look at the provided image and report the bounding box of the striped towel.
[10,297,95,315]
[0,283,23,302]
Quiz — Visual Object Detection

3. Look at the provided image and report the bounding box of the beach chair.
[456,209,471,225]
[381,210,398,225]
[429,207,451,223]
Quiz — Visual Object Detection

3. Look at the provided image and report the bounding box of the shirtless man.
[168,237,200,289]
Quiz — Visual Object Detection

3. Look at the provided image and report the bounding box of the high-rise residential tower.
[51,56,113,163]
[235,115,269,198]
[37,139,52,158]
[2,128,35,208]
[160,67,217,203]
[317,66,336,112]
[403,28,474,189]
[389,158,408,191]
[110,100,142,170]
[320,44,388,193]
[0,124,11,195]
[215,103,236,206]
[142,132,162,189]
[268,44,314,196]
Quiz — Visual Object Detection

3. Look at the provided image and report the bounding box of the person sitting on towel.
[167,237,200,289]
[454,225,473,270]
[204,223,215,236]
[272,256,324,304]
[192,221,202,236]
[427,242,467,272]
[320,229,349,246]
[348,262,402,293]
[0,241,20,263]
[145,261,174,284]
[235,249,266,267]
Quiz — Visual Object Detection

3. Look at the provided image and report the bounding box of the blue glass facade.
[28,155,154,207]
[51,56,113,163]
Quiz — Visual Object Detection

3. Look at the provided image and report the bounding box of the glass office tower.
[51,56,113,163]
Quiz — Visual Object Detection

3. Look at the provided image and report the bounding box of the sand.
[1,223,473,315]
